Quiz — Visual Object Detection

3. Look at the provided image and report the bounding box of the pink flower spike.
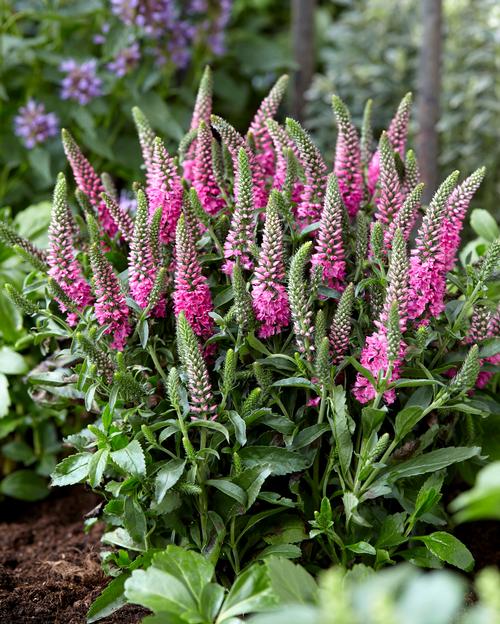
[128,189,165,317]
[173,214,214,340]
[266,119,303,203]
[193,121,225,216]
[147,137,183,244]
[184,66,213,183]
[48,173,93,323]
[61,130,117,237]
[251,190,290,338]
[311,174,346,292]
[223,148,256,274]
[374,132,404,228]
[332,95,364,218]
[248,75,289,207]
[89,243,130,350]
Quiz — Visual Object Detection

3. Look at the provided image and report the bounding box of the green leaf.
[88,448,109,488]
[450,461,500,522]
[265,557,317,605]
[272,377,317,390]
[239,446,312,476]
[87,573,129,623]
[124,497,147,544]
[228,410,247,446]
[218,564,277,621]
[200,583,225,622]
[361,406,386,436]
[0,373,11,418]
[394,406,425,441]
[346,541,376,555]
[125,569,196,616]
[153,546,214,602]
[51,452,92,486]
[415,532,474,572]
[479,337,500,359]
[154,459,186,504]
[111,440,146,478]
[330,386,352,480]
[291,424,329,450]
[0,346,28,374]
[206,479,247,506]
[256,544,302,560]
[187,420,230,443]
[0,470,48,501]
[470,208,499,242]
[1,440,36,464]
[384,446,481,482]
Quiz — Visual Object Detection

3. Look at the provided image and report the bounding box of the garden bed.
[0,487,148,624]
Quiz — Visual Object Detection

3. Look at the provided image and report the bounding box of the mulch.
[0,487,148,624]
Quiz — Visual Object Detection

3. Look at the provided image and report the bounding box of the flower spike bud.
[149,206,163,266]
[385,182,424,247]
[190,66,213,132]
[408,171,460,320]
[89,243,130,350]
[113,370,147,403]
[101,172,118,201]
[173,214,214,340]
[0,221,49,272]
[370,221,384,262]
[223,148,256,274]
[355,212,369,270]
[211,115,246,159]
[374,132,403,228]
[47,277,79,313]
[311,173,346,291]
[128,189,165,317]
[286,118,328,225]
[193,121,225,216]
[403,149,420,193]
[381,229,409,329]
[76,331,115,383]
[147,137,183,244]
[48,172,93,324]
[315,309,327,349]
[222,348,236,396]
[332,95,364,218]
[329,282,354,365]
[232,262,255,330]
[266,119,303,202]
[132,106,156,184]
[361,99,374,168]
[288,241,315,357]
[441,167,486,272]
[478,239,500,284]
[367,93,412,194]
[251,190,290,338]
[449,344,480,395]
[188,187,210,231]
[5,284,40,316]
[100,192,134,242]
[176,312,216,418]
[167,367,182,414]
[316,336,331,389]
[387,301,401,362]
[61,129,117,237]
[248,75,289,204]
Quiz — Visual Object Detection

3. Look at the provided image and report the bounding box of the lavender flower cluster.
[14,101,58,149]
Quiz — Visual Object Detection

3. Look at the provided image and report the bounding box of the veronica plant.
[3,72,499,621]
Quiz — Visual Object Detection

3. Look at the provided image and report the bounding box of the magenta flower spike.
[441,167,486,272]
[147,137,183,244]
[286,118,328,226]
[247,75,289,207]
[311,173,346,292]
[61,129,117,237]
[367,93,412,194]
[184,66,213,182]
[374,132,404,228]
[173,214,214,340]
[408,171,460,321]
[353,229,408,404]
[251,190,290,338]
[332,95,364,218]
[89,243,130,350]
[223,148,256,274]
[193,121,225,216]
[128,189,166,317]
[48,173,93,325]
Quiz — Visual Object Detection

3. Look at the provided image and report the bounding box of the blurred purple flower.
[208,0,232,55]
[14,100,58,149]
[93,22,110,45]
[60,59,102,105]
[107,42,141,77]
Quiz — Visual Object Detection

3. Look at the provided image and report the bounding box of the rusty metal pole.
[417,0,443,203]
[291,0,316,122]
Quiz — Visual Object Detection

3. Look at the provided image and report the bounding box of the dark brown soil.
[0,487,148,624]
